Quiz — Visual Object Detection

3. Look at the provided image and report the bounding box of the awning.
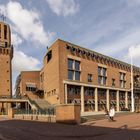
[26,82,36,88]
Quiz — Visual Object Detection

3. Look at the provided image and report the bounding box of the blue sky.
[0,0,140,93]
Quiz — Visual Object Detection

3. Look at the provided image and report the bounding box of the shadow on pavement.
[0,120,139,140]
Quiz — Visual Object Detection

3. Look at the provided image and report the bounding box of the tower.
[0,21,13,97]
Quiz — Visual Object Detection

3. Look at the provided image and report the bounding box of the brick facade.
[15,39,140,113]
[0,21,13,96]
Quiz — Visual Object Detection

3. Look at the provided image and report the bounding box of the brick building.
[15,39,140,113]
[0,21,13,97]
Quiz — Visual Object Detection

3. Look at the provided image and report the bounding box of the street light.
[129,47,134,112]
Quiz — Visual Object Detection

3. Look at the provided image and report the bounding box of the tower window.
[0,24,1,38]
[5,42,7,47]
[4,25,7,39]
[47,50,52,62]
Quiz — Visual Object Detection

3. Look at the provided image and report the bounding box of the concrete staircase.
[32,99,52,110]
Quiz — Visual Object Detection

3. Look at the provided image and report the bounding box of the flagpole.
[130,48,134,112]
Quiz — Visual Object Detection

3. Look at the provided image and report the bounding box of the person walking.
[109,106,115,121]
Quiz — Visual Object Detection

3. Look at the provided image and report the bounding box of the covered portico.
[64,80,131,114]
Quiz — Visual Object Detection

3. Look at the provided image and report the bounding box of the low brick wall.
[14,114,56,122]
[56,104,80,124]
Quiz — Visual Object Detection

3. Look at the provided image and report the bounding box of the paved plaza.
[0,114,140,140]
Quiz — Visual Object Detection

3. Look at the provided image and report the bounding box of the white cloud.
[46,0,79,16]
[0,1,55,46]
[122,44,140,66]
[13,49,40,73]
[11,33,23,47]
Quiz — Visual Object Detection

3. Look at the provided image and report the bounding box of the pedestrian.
[104,107,109,119]
[109,106,115,121]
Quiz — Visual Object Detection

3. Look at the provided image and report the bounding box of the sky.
[0,0,140,94]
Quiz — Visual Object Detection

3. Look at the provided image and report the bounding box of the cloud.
[46,0,79,16]
[0,1,55,46]
[13,49,41,73]
[11,33,23,47]
[122,44,140,66]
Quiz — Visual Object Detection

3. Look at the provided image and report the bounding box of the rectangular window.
[98,76,102,85]
[68,59,73,69]
[68,58,81,81]
[112,79,115,87]
[87,74,92,82]
[75,71,80,81]
[120,72,126,88]
[0,25,1,38]
[98,67,107,85]
[75,60,80,71]
[103,68,106,76]
[98,67,102,75]
[47,50,52,62]
[26,86,36,92]
[68,70,74,80]
[4,25,7,39]
[5,42,7,47]
[103,77,106,85]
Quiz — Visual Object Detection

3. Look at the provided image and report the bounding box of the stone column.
[64,84,68,104]
[106,89,110,110]
[81,86,84,112]
[116,90,119,112]
[95,88,98,112]
[125,91,128,108]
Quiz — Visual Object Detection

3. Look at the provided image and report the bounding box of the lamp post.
[129,47,134,112]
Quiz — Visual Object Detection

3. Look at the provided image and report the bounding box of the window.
[75,60,80,71]
[102,68,106,76]
[4,25,7,39]
[120,72,126,88]
[88,74,92,82]
[68,59,81,81]
[119,92,125,100]
[85,87,94,96]
[112,79,115,87]
[26,86,36,92]
[67,85,81,96]
[98,67,102,75]
[103,77,106,85]
[0,24,1,38]
[47,50,52,62]
[68,59,73,69]
[68,70,74,80]
[5,42,7,47]
[98,76,102,85]
[98,67,107,85]
[75,71,80,80]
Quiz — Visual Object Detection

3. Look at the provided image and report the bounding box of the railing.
[14,108,55,115]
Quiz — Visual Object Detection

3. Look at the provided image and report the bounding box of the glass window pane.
[98,67,101,75]
[75,60,80,71]
[98,76,102,84]
[103,68,106,76]
[88,74,92,82]
[68,70,73,80]
[75,71,80,81]
[103,77,106,85]
[68,59,73,69]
